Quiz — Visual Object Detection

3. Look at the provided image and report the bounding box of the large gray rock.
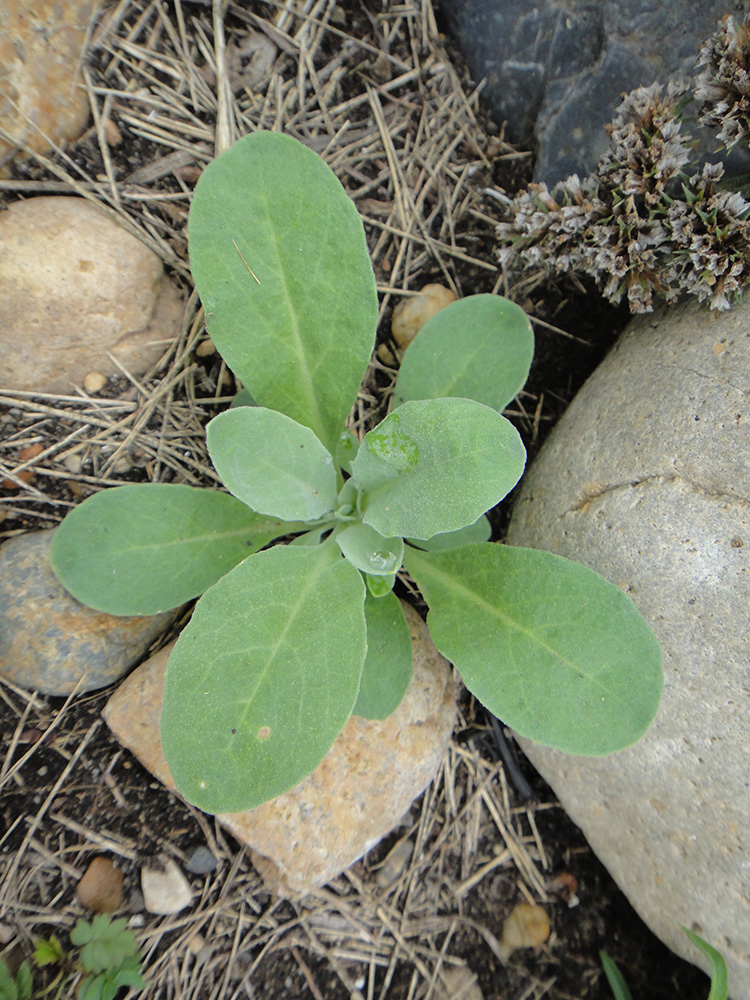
[441,0,750,184]
[506,298,750,996]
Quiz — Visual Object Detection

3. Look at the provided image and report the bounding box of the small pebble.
[110,453,133,474]
[195,337,216,357]
[377,343,397,366]
[141,857,192,915]
[391,283,456,349]
[498,903,550,960]
[375,838,412,887]
[435,966,483,1000]
[128,890,145,914]
[83,371,107,394]
[184,844,218,875]
[2,443,44,489]
[76,856,123,913]
[103,117,122,146]
[63,453,83,474]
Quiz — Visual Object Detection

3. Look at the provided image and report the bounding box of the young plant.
[49,131,663,814]
[600,928,729,1000]
[0,915,145,1000]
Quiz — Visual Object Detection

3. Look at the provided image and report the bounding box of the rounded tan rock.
[83,371,107,394]
[0,1,100,172]
[103,601,457,898]
[0,197,183,394]
[75,856,124,913]
[391,283,456,349]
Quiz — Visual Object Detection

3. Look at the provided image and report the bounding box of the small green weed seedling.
[50,131,663,814]
[600,927,729,1000]
[0,914,145,1000]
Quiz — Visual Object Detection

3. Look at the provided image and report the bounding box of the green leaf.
[0,959,17,1000]
[71,916,138,974]
[365,572,396,597]
[406,515,491,552]
[50,484,296,616]
[336,523,404,576]
[289,525,330,546]
[351,398,526,540]
[107,956,145,992]
[33,935,64,966]
[599,951,633,1000]
[354,592,413,719]
[12,963,30,1000]
[188,130,378,456]
[78,973,106,1000]
[230,387,256,408]
[207,407,338,522]
[393,295,534,411]
[682,928,729,1000]
[404,544,663,755]
[161,542,367,812]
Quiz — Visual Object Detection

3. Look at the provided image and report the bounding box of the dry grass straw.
[0,1,562,998]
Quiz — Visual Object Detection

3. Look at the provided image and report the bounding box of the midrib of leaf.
[261,195,327,448]
[253,450,334,508]
[235,546,341,725]
[120,520,302,555]
[406,547,617,697]
[426,331,493,399]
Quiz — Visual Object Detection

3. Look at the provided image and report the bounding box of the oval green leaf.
[365,572,396,597]
[393,294,534,411]
[406,514,491,552]
[351,398,526,540]
[188,131,378,456]
[336,522,404,576]
[354,591,413,719]
[405,543,663,756]
[207,406,337,522]
[161,543,367,813]
[49,484,294,615]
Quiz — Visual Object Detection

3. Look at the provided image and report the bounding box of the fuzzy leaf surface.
[50,484,293,616]
[405,543,663,755]
[207,406,337,521]
[161,543,366,813]
[188,131,377,455]
[351,398,525,540]
[393,295,534,411]
[407,515,491,552]
[354,592,413,719]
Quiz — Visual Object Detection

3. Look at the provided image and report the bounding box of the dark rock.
[184,845,218,875]
[441,0,750,184]
[0,530,179,696]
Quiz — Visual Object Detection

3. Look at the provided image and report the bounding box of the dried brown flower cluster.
[496,17,750,312]
[695,14,750,150]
